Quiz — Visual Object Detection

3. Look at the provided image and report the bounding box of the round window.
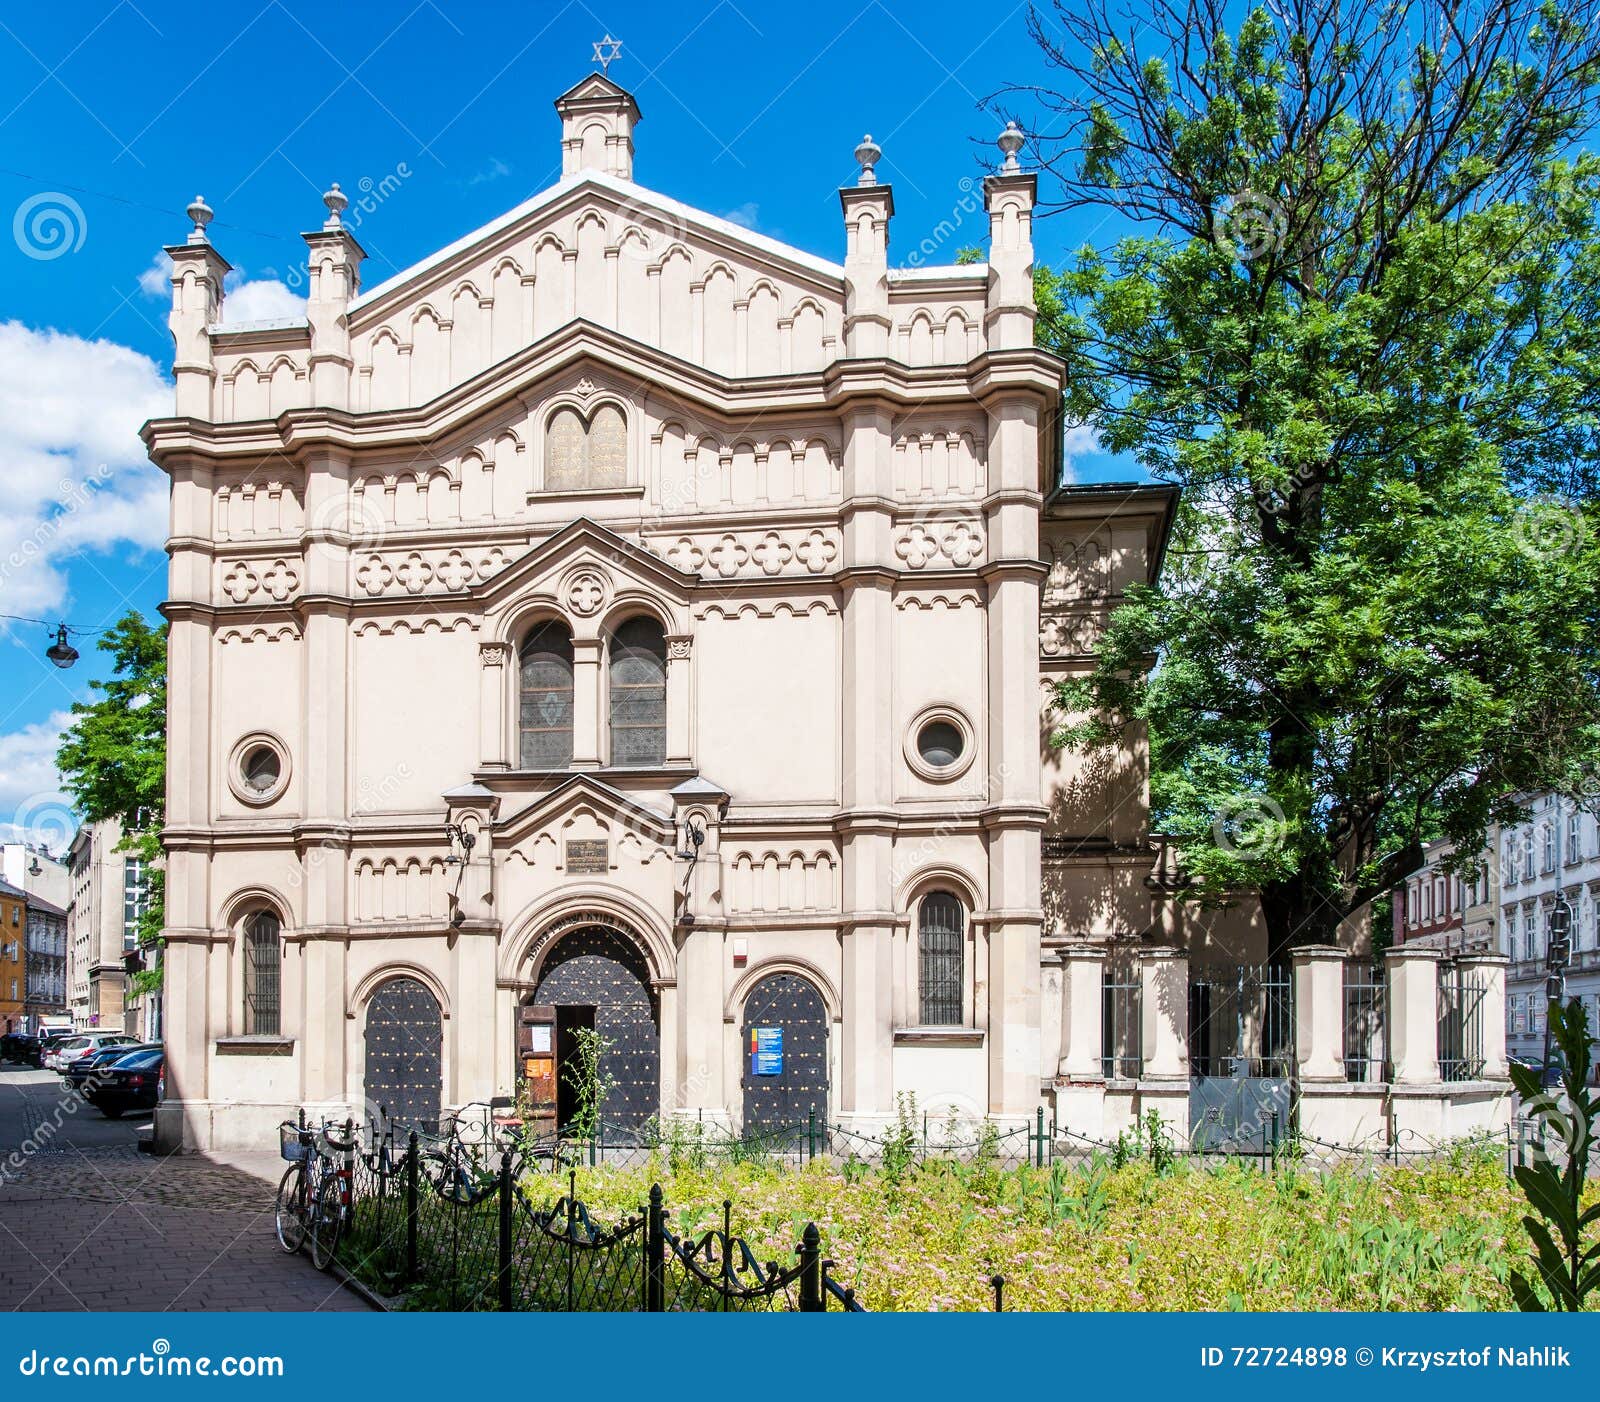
[229,733,290,806]
[242,745,282,794]
[917,720,965,769]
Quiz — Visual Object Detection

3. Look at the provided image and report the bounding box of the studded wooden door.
[363,977,443,1134]
[530,926,659,1138]
[741,973,828,1137]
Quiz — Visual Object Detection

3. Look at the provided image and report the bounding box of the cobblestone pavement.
[0,1064,370,1311]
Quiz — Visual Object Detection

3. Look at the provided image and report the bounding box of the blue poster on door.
[749,1025,783,1076]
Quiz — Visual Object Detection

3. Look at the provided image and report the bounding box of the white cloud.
[138,251,173,298]
[468,156,511,186]
[0,321,171,619]
[1058,423,1101,484]
[0,712,78,856]
[220,274,306,323]
[721,202,761,231]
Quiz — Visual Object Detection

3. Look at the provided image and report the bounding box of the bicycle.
[275,1116,358,1271]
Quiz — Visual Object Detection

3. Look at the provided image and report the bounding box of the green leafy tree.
[56,612,167,992]
[1011,0,1600,956]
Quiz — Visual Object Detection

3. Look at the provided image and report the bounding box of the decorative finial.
[592,33,623,73]
[997,120,1025,174]
[323,181,348,230]
[186,194,213,245]
[854,134,882,187]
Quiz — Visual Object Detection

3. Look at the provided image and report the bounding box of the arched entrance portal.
[740,972,828,1138]
[519,925,659,1139]
[364,977,443,1132]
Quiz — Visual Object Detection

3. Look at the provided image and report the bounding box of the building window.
[243,910,282,1036]
[123,859,148,953]
[917,892,964,1026]
[1568,810,1583,863]
[608,616,667,767]
[544,403,627,492]
[519,621,575,768]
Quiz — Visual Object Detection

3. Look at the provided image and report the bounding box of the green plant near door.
[1507,999,1599,1311]
[560,1025,616,1145]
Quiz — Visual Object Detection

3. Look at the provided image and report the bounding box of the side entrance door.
[517,1001,557,1137]
[740,973,829,1141]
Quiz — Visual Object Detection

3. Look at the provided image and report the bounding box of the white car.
[49,1033,135,1072]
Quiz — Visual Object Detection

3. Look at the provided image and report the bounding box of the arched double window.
[918,892,964,1026]
[520,621,575,767]
[608,616,667,767]
[544,404,627,492]
[243,910,282,1036]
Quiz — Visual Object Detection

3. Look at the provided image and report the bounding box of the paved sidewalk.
[0,1066,370,1312]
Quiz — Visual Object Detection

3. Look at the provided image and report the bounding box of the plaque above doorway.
[564,838,609,874]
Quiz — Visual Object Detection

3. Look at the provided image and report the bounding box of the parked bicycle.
[275,1116,358,1271]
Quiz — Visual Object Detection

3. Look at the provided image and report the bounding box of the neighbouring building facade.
[146,76,1507,1154]
[23,894,69,1035]
[0,842,70,912]
[1497,795,1600,1068]
[0,880,24,1033]
[1393,839,1496,955]
[66,819,148,1032]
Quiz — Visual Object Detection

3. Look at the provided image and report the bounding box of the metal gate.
[740,972,829,1138]
[531,925,660,1136]
[364,976,443,1133]
[1188,963,1293,1152]
[1438,962,1486,1082]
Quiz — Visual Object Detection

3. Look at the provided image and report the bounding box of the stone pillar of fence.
[1386,946,1443,1086]
[1052,944,1107,1138]
[1455,952,1509,1081]
[1291,946,1346,1082]
[1139,946,1187,1079]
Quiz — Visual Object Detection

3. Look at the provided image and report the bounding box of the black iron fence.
[334,1127,865,1312]
[1102,967,1143,1079]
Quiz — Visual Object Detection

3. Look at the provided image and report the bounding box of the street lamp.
[44,625,79,669]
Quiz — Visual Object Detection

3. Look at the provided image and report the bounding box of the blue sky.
[0,0,1126,848]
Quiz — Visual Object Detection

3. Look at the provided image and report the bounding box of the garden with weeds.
[518,1128,1588,1312]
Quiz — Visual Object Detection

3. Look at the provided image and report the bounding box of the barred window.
[608,616,666,767]
[243,910,281,1036]
[918,892,964,1026]
[519,621,575,768]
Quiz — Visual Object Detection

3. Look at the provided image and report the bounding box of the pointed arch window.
[608,616,667,767]
[544,403,627,491]
[520,621,575,768]
[243,910,282,1036]
[918,892,965,1026]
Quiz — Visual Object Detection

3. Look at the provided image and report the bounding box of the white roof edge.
[887,263,988,282]
[209,317,308,335]
[351,171,845,314]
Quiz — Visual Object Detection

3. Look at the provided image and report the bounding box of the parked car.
[66,1041,160,1092]
[1,1033,36,1063]
[85,1047,164,1118]
[31,1031,78,1068]
[49,1032,137,1073]
[1510,1055,1566,1089]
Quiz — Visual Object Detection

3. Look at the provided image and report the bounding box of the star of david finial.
[592,34,623,73]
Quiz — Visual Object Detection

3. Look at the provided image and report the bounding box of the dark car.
[85,1047,164,1118]
[1510,1055,1565,1089]
[67,1041,160,1093]
[1,1033,36,1063]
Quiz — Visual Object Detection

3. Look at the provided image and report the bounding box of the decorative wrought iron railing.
[1438,962,1487,1082]
[332,1125,867,1313]
[1343,962,1388,1082]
